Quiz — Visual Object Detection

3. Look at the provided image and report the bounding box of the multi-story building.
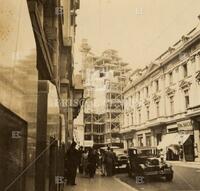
[80,42,130,147]
[121,17,200,162]
[0,0,82,191]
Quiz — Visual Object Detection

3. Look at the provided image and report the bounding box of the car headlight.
[139,164,146,169]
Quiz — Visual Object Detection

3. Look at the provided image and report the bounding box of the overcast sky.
[74,0,200,71]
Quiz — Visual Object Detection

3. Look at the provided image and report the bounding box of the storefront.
[158,120,194,161]
[177,120,194,161]
[122,130,135,149]
[187,106,200,162]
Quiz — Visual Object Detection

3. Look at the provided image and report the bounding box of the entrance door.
[184,135,194,161]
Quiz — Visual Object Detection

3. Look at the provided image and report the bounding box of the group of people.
[100,147,117,176]
[78,146,99,178]
[64,141,117,186]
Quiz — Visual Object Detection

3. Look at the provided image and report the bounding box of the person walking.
[65,141,79,185]
[82,148,88,176]
[78,146,84,174]
[110,148,117,175]
[87,147,97,178]
[105,147,114,176]
[100,149,106,176]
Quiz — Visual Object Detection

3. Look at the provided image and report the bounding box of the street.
[116,166,200,191]
[64,172,137,191]
[62,165,200,191]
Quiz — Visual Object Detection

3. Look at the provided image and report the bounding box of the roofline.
[124,29,200,94]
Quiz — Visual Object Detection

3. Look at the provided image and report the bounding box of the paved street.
[63,165,200,191]
[116,166,200,191]
[64,172,137,191]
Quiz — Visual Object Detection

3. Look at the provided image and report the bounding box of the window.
[155,80,159,91]
[127,114,129,126]
[138,91,141,100]
[85,125,91,133]
[184,90,190,109]
[126,98,128,109]
[100,72,105,77]
[138,135,143,147]
[169,72,173,85]
[84,135,91,140]
[146,86,149,97]
[156,102,160,117]
[131,113,134,125]
[147,107,150,120]
[183,63,188,77]
[139,110,141,124]
[191,56,195,63]
[169,96,174,115]
[168,128,178,133]
[130,96,133,107]
[146,134,151,147]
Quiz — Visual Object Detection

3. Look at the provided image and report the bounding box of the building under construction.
[80,40,131,147]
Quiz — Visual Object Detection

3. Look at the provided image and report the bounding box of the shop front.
[187,106,200,162]
[122,130,135,150]
[158,120,194,161]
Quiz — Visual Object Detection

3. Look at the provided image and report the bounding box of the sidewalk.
[167,160,200,169]
[64,172,138,191]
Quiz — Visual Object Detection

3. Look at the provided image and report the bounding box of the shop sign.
[177,120,192,131]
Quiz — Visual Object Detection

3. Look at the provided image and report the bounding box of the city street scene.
[1,0,200,191]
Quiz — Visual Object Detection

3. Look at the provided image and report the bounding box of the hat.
[71,141,77,147]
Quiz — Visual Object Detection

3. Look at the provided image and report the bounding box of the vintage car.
[114,148,128,169]
[127,147,174,182]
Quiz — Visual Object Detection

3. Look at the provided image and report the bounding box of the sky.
[74,0,200,71]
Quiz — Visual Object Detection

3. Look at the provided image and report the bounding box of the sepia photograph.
[0,0,200,191]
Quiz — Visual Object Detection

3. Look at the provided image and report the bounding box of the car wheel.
[128,170,133,177]
[165,174,173,181]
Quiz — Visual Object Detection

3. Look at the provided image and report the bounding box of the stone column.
[196,53,200,71]
[35,80,49,191]
[143,133,146,146]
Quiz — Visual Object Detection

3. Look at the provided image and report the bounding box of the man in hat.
[66,141,79,185]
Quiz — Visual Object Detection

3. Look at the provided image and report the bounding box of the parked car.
[127,147,174,182]
[113,149,128,169]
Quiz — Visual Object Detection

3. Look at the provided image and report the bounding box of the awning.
[158,133,190,150]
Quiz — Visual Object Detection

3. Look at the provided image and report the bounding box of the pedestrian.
[65,141,79,185]
[87,147,97,178]
[110,148,117,175]
[100,149,106,176]
[82,148,88,176]
[78,146,84,174]
[105,147,114,176]
[179,147,183,161]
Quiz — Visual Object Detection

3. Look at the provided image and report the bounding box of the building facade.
[0,0,82,191]
[121,19,200,162]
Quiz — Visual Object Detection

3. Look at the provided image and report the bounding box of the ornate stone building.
[121,17,200,162]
